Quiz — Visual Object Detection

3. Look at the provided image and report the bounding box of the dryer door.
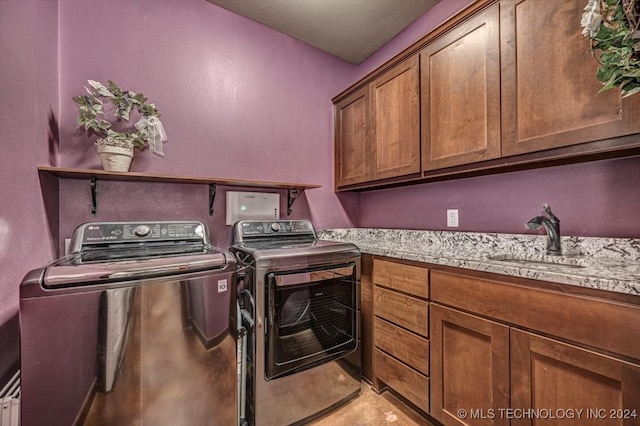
[265,263,358,380]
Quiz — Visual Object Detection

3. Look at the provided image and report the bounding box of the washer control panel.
[77,221,208,245]
[134,224,151,237]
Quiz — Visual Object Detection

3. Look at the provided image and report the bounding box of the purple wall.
[359,157,640,238]
[57,0,359,236]
[0,0,58,325]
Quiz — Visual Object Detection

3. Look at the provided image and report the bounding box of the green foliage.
[73,80,162,149]
[589,0,640,97]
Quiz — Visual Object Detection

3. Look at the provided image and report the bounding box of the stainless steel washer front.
[20,221,238,426]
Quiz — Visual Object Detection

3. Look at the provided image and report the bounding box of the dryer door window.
[265,263,357,380]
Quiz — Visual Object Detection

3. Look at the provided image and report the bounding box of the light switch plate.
[447,209,459,227]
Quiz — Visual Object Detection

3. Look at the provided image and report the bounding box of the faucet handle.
[542,204,560,224]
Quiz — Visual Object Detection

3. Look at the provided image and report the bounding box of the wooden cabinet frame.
[500,0,640,157]
[511,329,640,426]
[333,0,640,191]
[370,55,421,181]
[334,88,370,187]
[364,258,640,425]
[421,3,501,170]
[371,258,430,413]
[430,304,510,426]
[360,255,374,381]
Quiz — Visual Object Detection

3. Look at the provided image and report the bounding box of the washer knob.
[270,222,281,232]
[134,224,151,237]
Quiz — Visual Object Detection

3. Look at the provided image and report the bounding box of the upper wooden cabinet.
[421,3,501,170]
[370,56,421,181]
[500,0,640,156]
[333,0,640,190]
[334,56,421,189]
[334,88,370,187]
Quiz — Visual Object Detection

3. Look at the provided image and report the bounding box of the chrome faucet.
[526,204,561,255]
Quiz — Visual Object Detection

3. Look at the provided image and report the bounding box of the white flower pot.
[96,139,134,172]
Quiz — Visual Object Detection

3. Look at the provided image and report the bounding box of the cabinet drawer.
[375,317,429,375]
[375,349,429,413]
[374,286,429,337]
[431,270,640,361]
[373,259,428,298]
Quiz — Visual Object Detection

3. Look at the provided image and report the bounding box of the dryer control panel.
[233,220,315,242]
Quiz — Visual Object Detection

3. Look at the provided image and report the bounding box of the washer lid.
[43,247,229,289]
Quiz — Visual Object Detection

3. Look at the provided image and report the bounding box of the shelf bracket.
[208,183,217,216]
[91,176,99,216]
[287,188,300,216]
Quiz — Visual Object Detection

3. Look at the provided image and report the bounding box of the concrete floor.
[309,385,434,426]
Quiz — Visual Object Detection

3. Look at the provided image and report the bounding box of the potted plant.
[73,80,167,172]
[581,0,640,97]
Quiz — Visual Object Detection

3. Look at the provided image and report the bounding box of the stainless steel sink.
[488,254,587,269]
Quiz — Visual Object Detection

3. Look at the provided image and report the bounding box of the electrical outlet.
[447,209,459,227]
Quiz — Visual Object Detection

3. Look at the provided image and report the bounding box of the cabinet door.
[335,87,370,187]
[511,329,640,426]
[431,304,510,426]
[421,3,501,170]
[370,55,421,181]
[501,0,640,156]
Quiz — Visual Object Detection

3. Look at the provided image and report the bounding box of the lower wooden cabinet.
[511,329,640,426]
[430,270,640,426]
[430,304,510,426]
[430,304,640,426]
[365,260,640,425]
[360,255,374,382]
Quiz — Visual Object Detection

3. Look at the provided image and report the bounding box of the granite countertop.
[317,229,640,297]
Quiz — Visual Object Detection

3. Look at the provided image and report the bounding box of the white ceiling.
[206,0,440,64]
